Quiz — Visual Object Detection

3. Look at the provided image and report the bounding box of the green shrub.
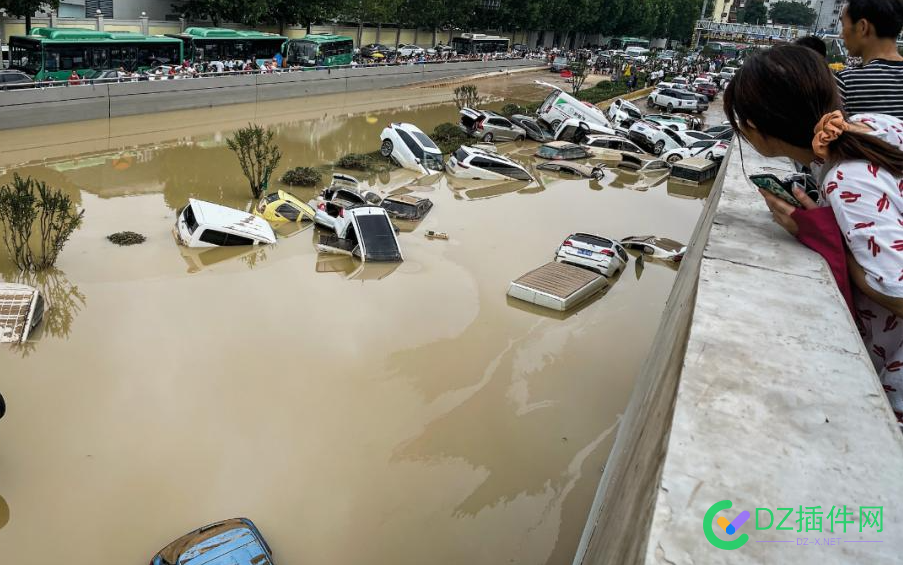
[281,167,322,187]
[431,122,470,154]
[334,152,397,173]
[499,103,527,117]
[107,231,146,246]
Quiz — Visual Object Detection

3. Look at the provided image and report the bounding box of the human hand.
[758,186,818,237]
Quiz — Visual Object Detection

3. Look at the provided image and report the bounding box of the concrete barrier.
[0,59,543,130]
[574,141,903,564]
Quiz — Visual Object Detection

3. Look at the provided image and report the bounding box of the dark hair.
[725,45,903,177]
[846,0,903,39]
[794,36,827,58]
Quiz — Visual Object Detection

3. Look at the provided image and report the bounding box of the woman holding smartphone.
[724,45,903,423]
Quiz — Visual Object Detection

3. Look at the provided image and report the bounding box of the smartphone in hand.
[749,173,803,207]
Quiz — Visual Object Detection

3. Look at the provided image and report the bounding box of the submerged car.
[379,122,445,174]
[309,174,382,229]
[0,283,45,344]
[459,108,527,142]
[621,235,687,262]
[582,135,646,155]
[255,190,316,223]
[555,233,628,278]
[150,518,274,565]
[317,206,404,262]
[536,161,605,180]
[554,118,616,143]
[508,114,556,142]
[616,152,671,173]
[606,98,643,128]
[446,145,533,181]
[661,139,729,164]
[535,141,592,160]
[380,194,433,220]
[643,114,701,132]
[628,120,687,155]
[175,199,277,248]
[704,125,735,141]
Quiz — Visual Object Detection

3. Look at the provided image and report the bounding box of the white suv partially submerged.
[446,146,533,182]
[379,122,444,175]
[175,199,277,248]
[555,233,628,278]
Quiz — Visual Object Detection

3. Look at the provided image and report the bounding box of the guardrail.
[0,55,549,92]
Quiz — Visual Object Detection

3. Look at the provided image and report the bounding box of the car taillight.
[600,249,614,256]
[318,202,326,211]
[458,161,470,168]
[563,239,573,247]
[339,208,344,218]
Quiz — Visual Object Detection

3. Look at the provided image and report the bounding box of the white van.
[175,199,277,248]
[534,80,614,132]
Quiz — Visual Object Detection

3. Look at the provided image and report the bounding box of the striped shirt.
[835,59,903,119]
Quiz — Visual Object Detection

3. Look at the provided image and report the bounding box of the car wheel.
[705,152,714,160]
[516,135,525,141]
[653,141,666,155]
[482,132,494,142]
[380,139,394,157]
[549,120,561,131]
[646,97,655,108]
[666,104,674,113]
[666,154,682,164]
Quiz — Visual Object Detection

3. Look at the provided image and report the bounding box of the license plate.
[577,249,593,257]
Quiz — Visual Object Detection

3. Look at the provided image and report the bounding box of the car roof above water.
[188,199,276,241]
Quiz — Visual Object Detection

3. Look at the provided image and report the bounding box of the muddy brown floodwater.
[0,72,718,565]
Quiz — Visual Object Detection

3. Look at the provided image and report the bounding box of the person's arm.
[847,251,903,317]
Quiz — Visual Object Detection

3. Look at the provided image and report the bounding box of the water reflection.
[315,254,401,281]
[0,495,9,530]
[447,179,535,201]
[667,178,714,200]
[179,246,269,274]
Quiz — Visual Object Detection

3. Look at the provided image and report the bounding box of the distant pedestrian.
[67,70,80,86]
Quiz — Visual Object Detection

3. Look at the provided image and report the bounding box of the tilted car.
[554,118,616,143]
[459,108,526,142]
[446,145,533,182]
[380,122,445,174]
[628,120,689,155]
[621,235,687,262]
[150,518,274,565]
[555,233,629,278]
[582,135,646,155]
[606,98,644,129]
[661,139,730,164]
[536,161,605,180]
[535,141,592,160]
[309,174,382,230]
[646,88,699,113]
[317,206,404,262]
[255,190,316,223]
[508,114,556,142]
[174,199,277,248]
[704,125,735,141]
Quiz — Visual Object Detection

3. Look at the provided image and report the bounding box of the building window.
[85,0,113,18]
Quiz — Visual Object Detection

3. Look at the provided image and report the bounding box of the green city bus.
[284,34,354,67]
[8,27,182,80]
[166,27,287,65]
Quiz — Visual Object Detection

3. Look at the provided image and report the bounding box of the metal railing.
[0,54,545,92]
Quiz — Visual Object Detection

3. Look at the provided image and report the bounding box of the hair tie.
[812,110,849,160]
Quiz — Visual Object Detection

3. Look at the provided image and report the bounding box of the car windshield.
[571,234,612,247]
[453,148,469,162]
[411,131,439,150]
[537,146,562,158]
[183,204,199,234]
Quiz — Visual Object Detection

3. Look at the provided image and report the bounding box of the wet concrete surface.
[0,74,721,565]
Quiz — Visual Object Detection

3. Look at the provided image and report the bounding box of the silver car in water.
[459,108,527,143]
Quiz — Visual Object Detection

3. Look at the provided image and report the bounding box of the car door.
[488,118,513,140]
[689,140,715,157]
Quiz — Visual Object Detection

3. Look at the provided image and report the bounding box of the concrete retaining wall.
[574,141,903,564]
[0,59,542,130]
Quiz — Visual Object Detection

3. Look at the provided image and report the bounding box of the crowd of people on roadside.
[723,0,903,425]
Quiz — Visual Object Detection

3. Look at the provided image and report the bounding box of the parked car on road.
[380,122,445,174]
[536,141,592,160]
[661,138,729,164]
[646,88,699,113]
[693,79,718,100]
[536,161,605,180]
[395,44,425,57]
[459,108,526,142]
[508,114,556,142]
[551,56,570,72]
[555,233,628,278]
[719,66,738,82]
[361,43,393,58]
[175,199,277,248]
[446,145,533,181]
[150,518,274,565]
[255,191,316,223]
[694,93,709,113]
[0,69,33,90]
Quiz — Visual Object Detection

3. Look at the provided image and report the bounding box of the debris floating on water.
[425,231,449,240]
[107,231,147,246]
